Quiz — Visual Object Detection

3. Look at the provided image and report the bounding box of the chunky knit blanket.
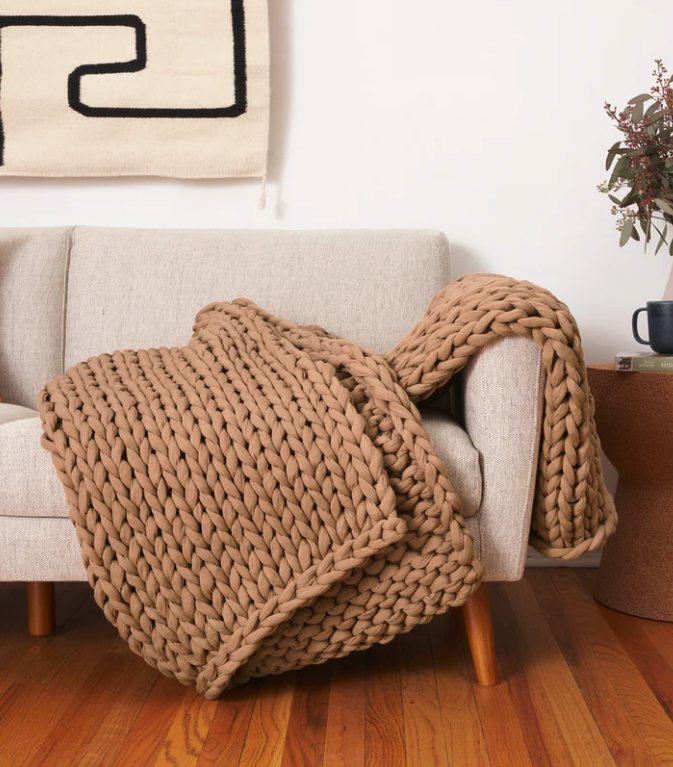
[38,274,616,698]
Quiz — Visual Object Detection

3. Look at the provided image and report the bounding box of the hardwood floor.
[2,570,673,766]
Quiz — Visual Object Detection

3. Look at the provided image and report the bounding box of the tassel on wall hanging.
[0,0,269,178]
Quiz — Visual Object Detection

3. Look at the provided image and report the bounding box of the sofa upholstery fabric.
[0,402,40,426]
[64,228,452,367]
[0,415,68,518]
[0,226,546,592]
[0,517,86,582]
[456,336,545,579]
[0,228,71,409]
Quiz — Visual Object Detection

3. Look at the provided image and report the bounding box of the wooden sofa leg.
[27,582,56,636]
[460,584,500,686]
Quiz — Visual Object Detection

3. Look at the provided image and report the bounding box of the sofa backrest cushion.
[0,228,71,409]
[64,228,451,367]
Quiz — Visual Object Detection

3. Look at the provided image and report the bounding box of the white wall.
[1,0,670,359]
[5,0,662,565]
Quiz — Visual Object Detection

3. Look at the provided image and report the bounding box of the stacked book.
[615,352,673,372]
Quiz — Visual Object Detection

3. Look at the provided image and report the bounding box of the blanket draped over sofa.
[38,274,616,698]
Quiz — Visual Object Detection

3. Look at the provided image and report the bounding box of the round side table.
[588,363,673,621]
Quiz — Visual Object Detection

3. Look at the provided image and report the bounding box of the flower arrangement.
[599,60,673,253]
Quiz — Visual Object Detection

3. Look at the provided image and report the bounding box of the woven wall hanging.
[0,0,269,178]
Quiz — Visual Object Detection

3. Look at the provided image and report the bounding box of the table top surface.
[588,363,616,372]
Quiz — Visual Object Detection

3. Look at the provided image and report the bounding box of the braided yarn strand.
[38,274,615,698]
[385,273,617,559]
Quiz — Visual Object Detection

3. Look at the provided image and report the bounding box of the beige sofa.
[0,227,544,683]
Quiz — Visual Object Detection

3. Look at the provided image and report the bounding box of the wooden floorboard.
[365,639,407,767]
[397,622,449,767]
[490,583,576,767]
[528,570,667,767]
[115,676,191,767]
[458,610,534,767]
[2,571,673,766]
[323,651,366,767]
[153,686,219,767]
[237,672,296,767]
[501,580,617,767]
[280,661,331,767]
[430,611,490,767]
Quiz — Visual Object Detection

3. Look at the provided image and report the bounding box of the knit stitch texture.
[38,274,616,698]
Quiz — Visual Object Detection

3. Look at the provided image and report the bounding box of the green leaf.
[609,155,629,186]
[648,109,670,123]
[633,101,644,123]
[631,225,641,241]
[656,226,668,254]
[655,198,673,215]
[629,93,653,105]
[621,187,639,207]
[608,194,622,205]
[670,237,673,256]
[606,141,622,171]
[620,219,633,246]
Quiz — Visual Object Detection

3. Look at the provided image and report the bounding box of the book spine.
[617,357,673,372]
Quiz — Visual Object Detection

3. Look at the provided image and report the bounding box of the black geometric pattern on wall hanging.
[0,0,268,178]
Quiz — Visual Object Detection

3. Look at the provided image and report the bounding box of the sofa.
[0,227,544,685]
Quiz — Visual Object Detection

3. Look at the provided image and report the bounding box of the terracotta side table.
[588,363,673,621]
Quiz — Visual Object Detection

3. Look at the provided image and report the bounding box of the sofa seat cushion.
[421,411,482,517]
[0,412,482,520]
[0,403,40,426]
[0,415,67,518]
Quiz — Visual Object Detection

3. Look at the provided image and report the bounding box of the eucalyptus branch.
[601,60,673,254]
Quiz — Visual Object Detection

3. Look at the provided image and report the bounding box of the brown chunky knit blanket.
[38,274,616,698]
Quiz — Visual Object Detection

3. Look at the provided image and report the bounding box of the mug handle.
[632,307,649,346]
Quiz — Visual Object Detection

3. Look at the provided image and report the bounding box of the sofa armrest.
[453,336,545,581]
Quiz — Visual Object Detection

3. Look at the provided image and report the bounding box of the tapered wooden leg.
[27,582,56,636]
[460,584,500,686]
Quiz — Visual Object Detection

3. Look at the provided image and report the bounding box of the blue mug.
[632,301,673,354]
